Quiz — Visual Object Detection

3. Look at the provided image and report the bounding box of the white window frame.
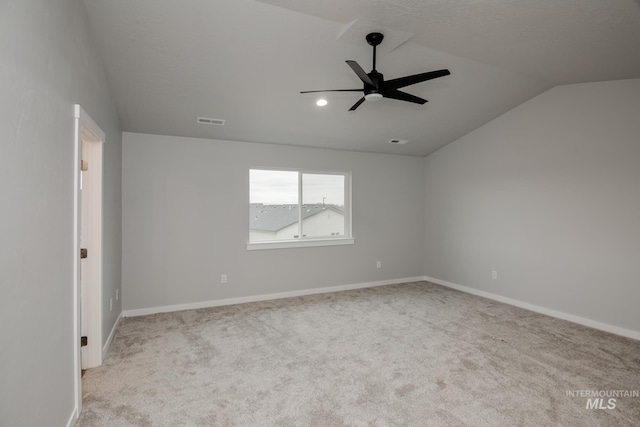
[247,168,354,250]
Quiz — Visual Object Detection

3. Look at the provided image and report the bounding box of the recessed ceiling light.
[316,99,328,107]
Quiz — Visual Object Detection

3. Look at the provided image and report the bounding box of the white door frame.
[72,104,105,418]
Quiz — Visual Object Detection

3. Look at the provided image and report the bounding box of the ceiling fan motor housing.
[364,71,384,96]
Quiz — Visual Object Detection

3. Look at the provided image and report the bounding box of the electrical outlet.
[221,274,228,284]
[492,270,498,280]
[116,289,120,301]
[376,261,382,269]
[110,297,113,311]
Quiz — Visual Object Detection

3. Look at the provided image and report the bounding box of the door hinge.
[80,248,88,259]
[81,160,89,171]
[81,336,88,347]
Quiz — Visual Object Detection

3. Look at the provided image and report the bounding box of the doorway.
[73,105,104,416]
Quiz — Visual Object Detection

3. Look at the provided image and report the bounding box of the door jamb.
[72,104,105,419]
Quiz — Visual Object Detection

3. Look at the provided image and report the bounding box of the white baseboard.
[66,407,78,427]
[424,276,640,341]
[123,277,424,318]
[103,311,123,358]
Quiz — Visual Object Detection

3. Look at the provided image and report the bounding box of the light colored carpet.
[78,282,640,426]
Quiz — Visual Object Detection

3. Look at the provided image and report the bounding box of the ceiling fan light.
[364,93,383,102]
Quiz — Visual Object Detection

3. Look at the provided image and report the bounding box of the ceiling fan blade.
[349,97,366,111]
[383,89,428,105]
[385,69,450,90]
[300,89,362,94]
[346,60,374,86]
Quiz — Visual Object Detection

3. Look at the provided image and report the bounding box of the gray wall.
[122,132,425,311]
[424,78,640,333]
[0,1,122,425]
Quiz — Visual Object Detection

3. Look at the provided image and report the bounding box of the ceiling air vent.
[388,139,408,145]
[197,117,225,125]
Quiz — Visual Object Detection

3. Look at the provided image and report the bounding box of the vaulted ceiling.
[83,0,640,156]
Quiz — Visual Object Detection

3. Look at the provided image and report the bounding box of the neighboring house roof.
[250,203,343,232]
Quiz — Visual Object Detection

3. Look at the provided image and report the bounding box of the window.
[248,169,353,250]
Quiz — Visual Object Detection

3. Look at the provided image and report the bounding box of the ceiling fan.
[301,32,451,111]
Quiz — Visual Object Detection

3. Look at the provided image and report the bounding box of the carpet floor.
[77,282,640,426]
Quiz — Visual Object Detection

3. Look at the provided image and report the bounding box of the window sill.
[247,237,355,251]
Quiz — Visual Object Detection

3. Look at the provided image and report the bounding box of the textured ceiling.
[83,0,640,156]
[258,0,640,84]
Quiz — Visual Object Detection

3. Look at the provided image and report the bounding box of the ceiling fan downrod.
[366,32,384,72]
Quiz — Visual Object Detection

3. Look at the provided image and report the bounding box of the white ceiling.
[83,0,640,156]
